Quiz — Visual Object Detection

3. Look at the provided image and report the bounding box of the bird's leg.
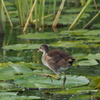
[62,73,67,87]
[35,73,60,83]
[49,76,53,82]
[46,74,61,80]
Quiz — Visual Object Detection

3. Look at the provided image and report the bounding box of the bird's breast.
[42,53,49,67]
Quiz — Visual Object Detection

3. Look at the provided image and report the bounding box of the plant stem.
[68,0,92,30]
[1,0,13,27]
[52,0,65,27]
[32,14,52,23]
[53,0,56,16]
[23,0,37,32]
[94,0,98,9]
[83,11,100,29]
[41,0,45,28]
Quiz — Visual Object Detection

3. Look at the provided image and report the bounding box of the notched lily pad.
[77,59,98,66]
[0,92,41,99]
[59,29,89,35]
[89,77,100,87]
[72,53,87,60]
[0,62,89,89]
[83,30,100,36]
[76,35,100,40]
[0,63,32,80]
[51,40,88,48]
[85,53,100,60]
[51,86,97,95]
[2,44,40,51]
[14,74,89,89]
[17,32,64,40]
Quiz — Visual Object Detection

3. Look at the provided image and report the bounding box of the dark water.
[0,23,100,100]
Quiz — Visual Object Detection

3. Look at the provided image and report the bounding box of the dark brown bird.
[38,44,75,86]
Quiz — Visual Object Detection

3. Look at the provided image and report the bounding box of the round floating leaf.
[51,41,87,48]
[2,44,40,51]
[0,63,32,80]
[89,77,100,88]
[85,53,100,60]
[76,35,100,40]
[0,67,16,80]
[59,29,89,35]
[77,59,98,66]
[10,63,32,74]
[17,32,64,40]
[51,86,97,95]
[0,92,41,99]
[0,62,10,68]
[0,62,45,71]
[14,74,89,89]
[58,13,89,25]
[95,83,100,89]
[83,30,100,36]
[0,63,89,89]
[51,41,75,48]
[93,24,100,29]
[65,7,82,13]
[0,82,14,89]
[72,53,87,60]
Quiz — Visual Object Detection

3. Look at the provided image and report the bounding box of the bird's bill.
[38,49,40,52]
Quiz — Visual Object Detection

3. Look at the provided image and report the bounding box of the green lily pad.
[85,53,100,60]
[14,74,89,88]
[59,29,89,35]
[0,63,89,89]
[83,30,100,36]
[0,82,15,89]
[77,59,98,66]
[0,82,23,92]
[93,24,100,29]
[72,53,87,60]
[51,41,75,48]
[65,8,82,13]
[85,39,100,43]
[17,32,64,40]
[76,35,100,40]
[0,92,41,99]
[0,62,11,68]
[0,63,32,80]
[58,13,89,25]
[51,86,97,94]
[10,63,32,74]
[89,77,100,88]
[2,44,40,51]
[0,62,45,71]
[51,41,88,48]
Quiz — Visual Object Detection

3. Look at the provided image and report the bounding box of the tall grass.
[1,0,13,27]
[69,0,93,30]
[0,0,5,23]
[0,0,5,33]
[0,0,95,31]
[16,0,32,26]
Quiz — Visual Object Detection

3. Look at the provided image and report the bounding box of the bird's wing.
[47,49,63,62]
[48,49,75,62]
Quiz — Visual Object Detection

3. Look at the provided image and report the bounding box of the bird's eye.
[40,47,43,49]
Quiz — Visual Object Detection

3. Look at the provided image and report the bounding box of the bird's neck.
[42,50,48,57]
[42,51,45,56]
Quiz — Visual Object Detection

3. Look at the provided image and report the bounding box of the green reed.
[69,0,93,30]
[0,0,95,31]
[0,0,6,23]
